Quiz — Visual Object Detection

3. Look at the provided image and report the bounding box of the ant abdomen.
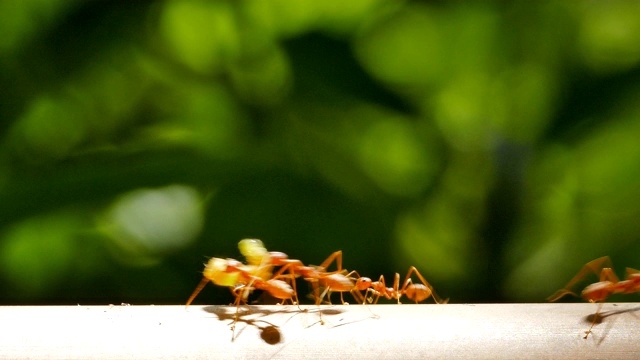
[405,284,432,303]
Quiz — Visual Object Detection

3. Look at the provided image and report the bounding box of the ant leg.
[549,257,615,302]
[373,275,387,304]
[318,251,343,273]
[317,286,332,325]
[345,270,366,305]
[393,273,402,304]
[281,263,301,306]
[350,288,365,305]
[230,286,247,340]
[584,302,604,339]
[362,288,373,305]
[599,265,620,283]
[598,268,620,283]
[185,277,210,307]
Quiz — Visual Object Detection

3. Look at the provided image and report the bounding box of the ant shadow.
[203,305,347,344]
[582,304,640,345]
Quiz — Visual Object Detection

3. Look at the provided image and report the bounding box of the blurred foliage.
[2,0,640,305]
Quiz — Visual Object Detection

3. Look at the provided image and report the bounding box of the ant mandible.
[548,256,640,339]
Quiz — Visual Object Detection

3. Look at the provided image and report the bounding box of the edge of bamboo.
[0,303,638,359]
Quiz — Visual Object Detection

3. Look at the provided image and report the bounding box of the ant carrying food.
[186,239,447,335]
[186,239,301,307]
[185,257,298,307]
[187,239,365,328]
[185,240,301,336]
[548,256,640,338]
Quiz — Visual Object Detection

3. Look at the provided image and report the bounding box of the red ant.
[186,239,302,307]
[185,256,299,338]
[185,257,299,307]
[353,266,447,304]
[265,250,367,324]
[186,240,303,337]
[237,240,359,305]
[271,250,364,305]
[548,256,640,338]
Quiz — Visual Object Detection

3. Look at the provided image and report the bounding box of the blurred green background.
[2,0,640,305]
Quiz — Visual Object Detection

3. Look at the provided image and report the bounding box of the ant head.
[355,277,372,291]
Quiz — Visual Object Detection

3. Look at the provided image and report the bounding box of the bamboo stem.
[0,303,638,359]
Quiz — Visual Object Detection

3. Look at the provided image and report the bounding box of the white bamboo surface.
[0,303,639,359]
